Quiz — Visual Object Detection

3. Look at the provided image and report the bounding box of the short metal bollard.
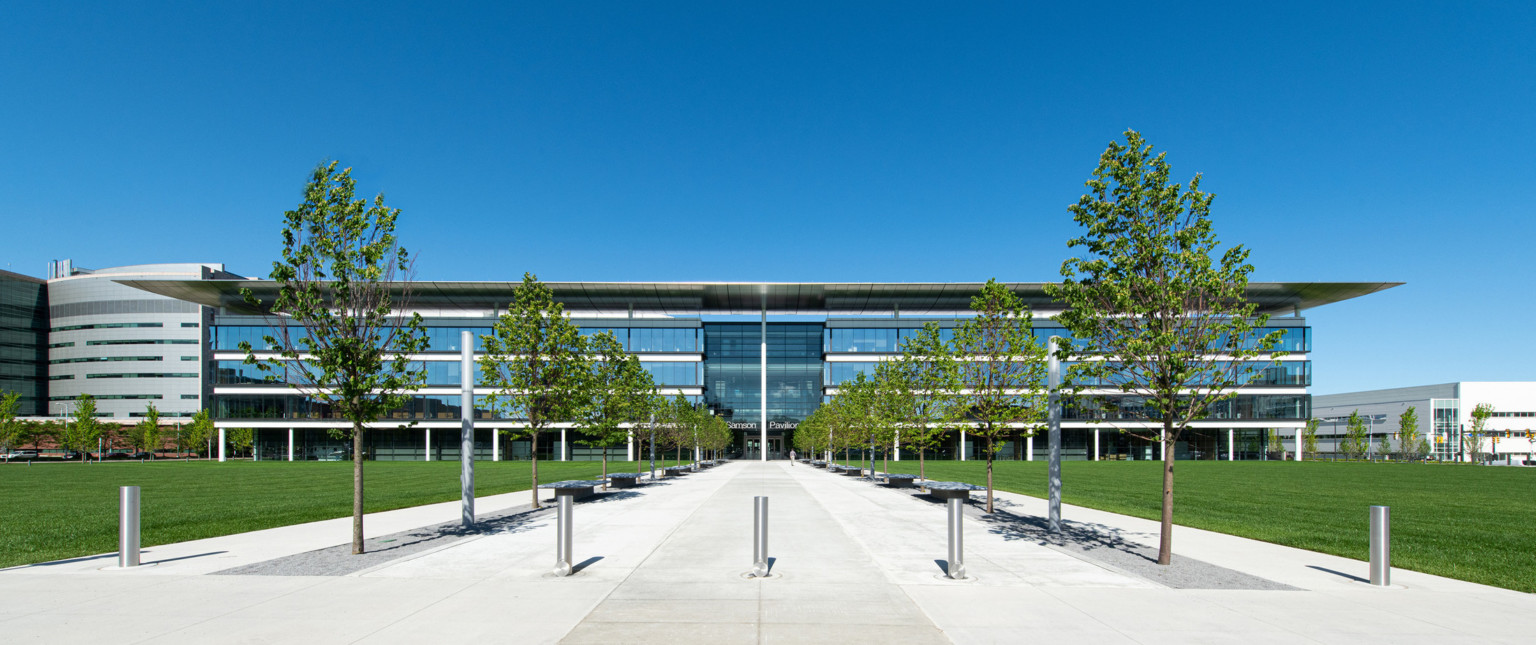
[1369,505,1390,586]
[946,497,965,579]
[553,494,574,577]
[119,486,140,568]
[751,496,770,577]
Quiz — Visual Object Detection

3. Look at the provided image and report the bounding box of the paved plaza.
[2,461,1532,644]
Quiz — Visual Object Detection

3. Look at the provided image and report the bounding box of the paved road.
[2,461,1532,644]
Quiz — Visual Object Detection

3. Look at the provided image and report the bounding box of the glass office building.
[118,278,1400,461]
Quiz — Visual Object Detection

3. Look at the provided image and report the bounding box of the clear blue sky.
[2,2,1532,394]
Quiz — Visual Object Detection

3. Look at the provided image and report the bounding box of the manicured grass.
[873,459,1536,593]
[0,459,646,569]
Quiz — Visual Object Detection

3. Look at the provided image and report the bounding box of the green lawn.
[870,459,1536,593]
[0,459,652,569]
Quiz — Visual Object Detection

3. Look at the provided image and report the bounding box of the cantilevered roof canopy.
[118,279,1402,317]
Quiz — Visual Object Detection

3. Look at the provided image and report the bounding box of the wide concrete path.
[2,461,1533,644]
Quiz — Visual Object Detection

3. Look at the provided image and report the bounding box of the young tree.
[576,332,655,489]
[1397,406,1421,461]
[240,161,430,554]
[0,392,21,455]
[1265,428,1285,460]
[952,279,1049,514]
[229,427,255,457]
[1303,418,1319,459]
[1341,411,1367,460]
[1466,403,1494,464]
[1378,428,1394,460]
[61,395,103,462]
[1046,130,1285,565]
[872,360,913,477]
[893,323,962,482]
[481,273,589,508]
[132,403,162,458]
[183,410,214,458]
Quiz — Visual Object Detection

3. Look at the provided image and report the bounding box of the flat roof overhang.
[117,279,1402,317]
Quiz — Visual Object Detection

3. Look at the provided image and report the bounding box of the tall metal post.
[946,497,965,579]
[648,413,656,479]
[760,292,767,461]
[1047,336,1063,533]
[119,486,140,568]
[1369,505,1391,586]
[554,494,574,576]
[460,331,475,527]
[752,496,770,577]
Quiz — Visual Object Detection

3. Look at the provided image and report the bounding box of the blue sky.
[2,2,1532,394]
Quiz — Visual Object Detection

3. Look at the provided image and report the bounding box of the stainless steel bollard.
[946,497,965,579]
[752,496,770,577]
[553,494,574,576]
[1369,505,1390,586]
[119,486,140,568]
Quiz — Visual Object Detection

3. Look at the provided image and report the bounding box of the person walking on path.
[790,449,796,464]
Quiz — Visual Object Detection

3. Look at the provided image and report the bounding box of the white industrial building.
[1311,382,1536,464]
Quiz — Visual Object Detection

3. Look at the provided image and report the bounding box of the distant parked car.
[3,449,39,461]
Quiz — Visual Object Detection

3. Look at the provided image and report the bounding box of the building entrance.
[742,436,785,459]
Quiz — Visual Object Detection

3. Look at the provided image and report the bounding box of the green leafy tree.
[132,403,162,458]
[481,273,589,508]
[952,279,1049,513]
[183,410,214,458]
[1378,428,1394,460]
[240,161,430,554]
[1266,428,1285,460]
[893,323,962,482]
[1396,406,1421,461]
[1341,411,1367,459]
[0,392,22,454]
[1045,130,1285,565]
[229,427,255,457]
[1467,403,1494,463]
[871,360,915,477]
[576,332,656,488]
[61,395,103,462]
[1303,418,1319,459]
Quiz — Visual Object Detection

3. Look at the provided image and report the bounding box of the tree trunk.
[919,447,926,482]
[530,426,541,509]
[1158,419,1175,565]
[601,451,608,491]
[985,431,994,514]
[352,422,365,555]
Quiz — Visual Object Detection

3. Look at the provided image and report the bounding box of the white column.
[1296,428,1304,462]
[493,429,500,461]
[1228,428,1235,461]
[1092,429,1099,461]
[460,330,476,526]
[218,427,226,462]
[627,430,634,461]
[760,293,767,462]
[895,431,901,461]
[287,429,294,462]
[425,428,431,461]
[1159,429,1166,461]
[960,429,967,461]
[1026,435,1034,461]
[560,428,567,461]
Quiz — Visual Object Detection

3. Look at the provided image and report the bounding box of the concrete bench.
[811,460,827,468]
[606,473,645,488]
[923,481,985,500]
[663,466,690,477]
[881,473,918,488]
[538,480,607,499]
[839,466,864,477]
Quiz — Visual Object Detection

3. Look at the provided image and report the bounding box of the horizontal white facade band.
[212,419,1307,430]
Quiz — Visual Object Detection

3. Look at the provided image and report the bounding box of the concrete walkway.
[2,461,1532,644]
